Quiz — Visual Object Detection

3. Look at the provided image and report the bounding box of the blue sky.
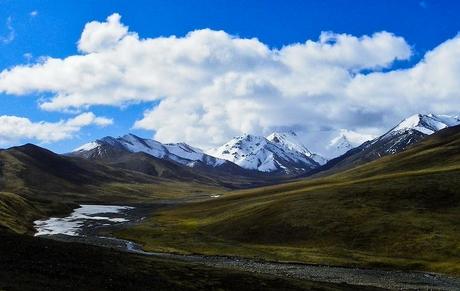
[0,0,459,153]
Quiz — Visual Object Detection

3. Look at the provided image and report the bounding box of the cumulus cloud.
[0,13,458,150]
[0,112,112,145]
[347,36,460,118]
[78,13,130,53]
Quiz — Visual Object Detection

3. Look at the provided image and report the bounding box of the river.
[34,204,460,290]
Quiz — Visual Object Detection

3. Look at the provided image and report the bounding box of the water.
[34,204,134,236]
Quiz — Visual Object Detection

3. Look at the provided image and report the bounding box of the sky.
[0,0,459,154]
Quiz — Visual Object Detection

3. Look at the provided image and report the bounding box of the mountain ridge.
[314,113,460,175]
[71,133,231,169]
[72,132,326,175]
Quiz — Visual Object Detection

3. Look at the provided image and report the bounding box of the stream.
[34,204,460,290]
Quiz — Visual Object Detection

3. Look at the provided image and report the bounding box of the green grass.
[0,144,228,233]
[0,192,42,233]
[117,126,460,275]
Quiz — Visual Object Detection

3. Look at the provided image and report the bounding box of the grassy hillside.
[0,144,228,233]
[118,126,460,275]
[0,144,375,290]
[0,192,43,233]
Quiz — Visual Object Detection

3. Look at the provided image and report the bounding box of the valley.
[114,126,460,277]
[1,117,460,290]
[31,202,460,290]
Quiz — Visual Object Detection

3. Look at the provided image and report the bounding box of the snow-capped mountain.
[325,134,354,159]
[206,132,321,173]
[320,113,460,173]
[266,131,328,165]
[367,113,460,155]
[385,113,460,138]
[71,114,459,176]
[72,134,228,168]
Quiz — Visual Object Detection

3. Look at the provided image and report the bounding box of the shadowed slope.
[1,232,365,291]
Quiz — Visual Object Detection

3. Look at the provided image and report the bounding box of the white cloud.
[30,11,38,17]
[0,17,15,44]
[0,112,112,144]
[78,13,130,53]
[346,36,460,118]
[0,13,458,150]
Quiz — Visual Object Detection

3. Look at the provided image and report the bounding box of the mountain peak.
[268,130,297,137]
[326,134,354,158]
[267,131,328,166]
[207,131,324,172]
[73,141,100,152]
[236,133,265,141]
[267,131,308,153]
[391,113,460,136]
[122,133,142,139]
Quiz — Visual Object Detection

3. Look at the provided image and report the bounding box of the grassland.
[0,142,381,290]
[0,192,42,233]
[0,144,229,234]
[117,126,460,275]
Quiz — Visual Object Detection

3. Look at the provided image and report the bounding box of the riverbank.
[3,231,358,291]
[36,203,460,290]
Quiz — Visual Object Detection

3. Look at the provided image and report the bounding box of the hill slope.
[0,144,231,233]
[0,142,291,233]
[118,125,460,275]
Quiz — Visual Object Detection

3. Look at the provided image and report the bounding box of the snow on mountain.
[363,113,460,155]
[322,114,459,160]
[206,133,320,173]
[326,134,354,159]
[323,129,376,159]
[119,134,168,158]
[266,131,328,165]
[72,134,227,168]
[72,113,459,174]
[74,141,100,152]
[387,113,460,137]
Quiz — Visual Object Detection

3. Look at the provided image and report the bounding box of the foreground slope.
[118,125,460,275]
[1,232,363,291]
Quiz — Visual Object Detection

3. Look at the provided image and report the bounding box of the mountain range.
[72,134,230,168]
[70,113,459,176]
[318,113,460,174]
[71,131,326,175]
